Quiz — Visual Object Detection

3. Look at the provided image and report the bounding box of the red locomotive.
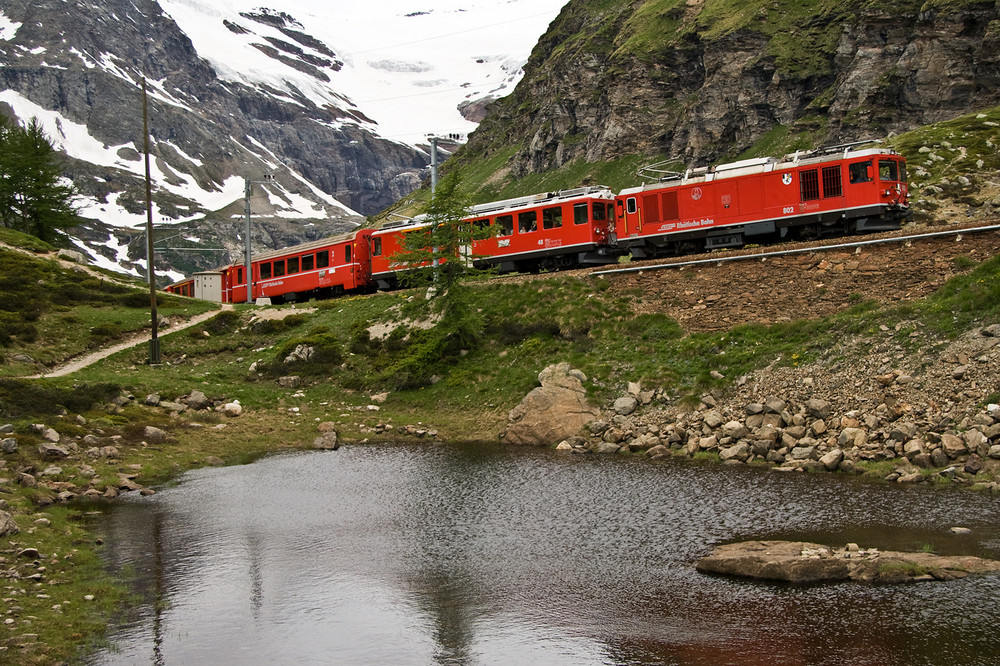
[615,142,909,257]
[165,142,909,303]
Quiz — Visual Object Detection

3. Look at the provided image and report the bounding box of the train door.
[618,196,641,237]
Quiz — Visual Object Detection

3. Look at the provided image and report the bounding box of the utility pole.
[429,136,439,195]
[243,174,274,304]
[142,78,160,365]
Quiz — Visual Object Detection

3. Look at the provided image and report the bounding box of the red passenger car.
[468,186,616,272]
[615,143,909,257]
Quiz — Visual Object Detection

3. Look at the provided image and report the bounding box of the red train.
[165,142,909,303]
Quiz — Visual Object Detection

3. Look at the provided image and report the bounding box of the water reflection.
[90,442,1000,665]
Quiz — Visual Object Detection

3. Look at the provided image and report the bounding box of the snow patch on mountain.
[158,0,568,145]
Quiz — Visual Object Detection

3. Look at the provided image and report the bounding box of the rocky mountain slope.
[0,0,563,281]
[457,0,1000,194]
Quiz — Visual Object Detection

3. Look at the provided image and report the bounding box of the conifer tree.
[383,171,496,386]
[0,115,80,243]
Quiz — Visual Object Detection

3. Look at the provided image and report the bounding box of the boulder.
[1,437,17,453]
[697,540,1000,584]
[501,363,601,446]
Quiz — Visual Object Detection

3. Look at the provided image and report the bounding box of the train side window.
[317,251,330,268]
[345,245,352,263]
[879,159,898,182]
[518,210,537,233]
[800,169,820,201]
[575,203,590,224]
[273,260,285,277]
[626,197,637,214]
[496,214,513,236]
[821,166,843,198]
[236,267,244,284]
[302,254,314,271]
[849,160,872,184]
[370,239,381,258]
[288,257,299,274]
[542,206,562,230]
[260,263,272,280]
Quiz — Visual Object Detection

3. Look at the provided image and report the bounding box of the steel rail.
[590,223,1000,277]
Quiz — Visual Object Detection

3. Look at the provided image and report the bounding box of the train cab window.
[849,160,872,184]
[800,169,820,202]
[260,263,272,280]
[879,159,899,182]
[626,197,637,214]
[607,203,615,222]
[497,214,514,236]
[288,257,299,274]
[317,250,330,268]
[302,254,314,271]
[822,166,843,198]
[345,245,352,263]
[518,210,537,233]
[273,260,285,277]
[542,206,562,230]
[574,203,589,224]
[370,238,382,257]
[591,202,605,222]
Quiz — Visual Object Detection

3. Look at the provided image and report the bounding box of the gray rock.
[988,445,1000,460]
[613,396,639,416]
[819,448,844,471]
[185,390,211,410]
[159,401,187,413]
[720,442,751,462]
[940,433,968,458]
[790,446,817,461]
[278,376,301,389]
[764,398,786,414]
[703,410,724,429]
[313,430,340,450]
[38,442,70,458]
[0,424,14,434]
[143,426,168,444]
[145,393,161,406]
[0,510,18,537]
[1,437,17,453]
[805,399,832,420]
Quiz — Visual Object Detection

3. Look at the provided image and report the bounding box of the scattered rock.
[313,430,340,450]
[0,510,18,537]
[143,426,168,444]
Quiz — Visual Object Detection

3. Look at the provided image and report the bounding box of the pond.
[89,442,1000,665]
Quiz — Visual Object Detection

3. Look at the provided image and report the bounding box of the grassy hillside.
[0,229,217,375]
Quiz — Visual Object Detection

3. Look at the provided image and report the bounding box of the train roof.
[621,142,903,196]
[377,186,615,232]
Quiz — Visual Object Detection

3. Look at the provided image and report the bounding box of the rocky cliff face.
[0,0,428,278]
[463,0,1000,180]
